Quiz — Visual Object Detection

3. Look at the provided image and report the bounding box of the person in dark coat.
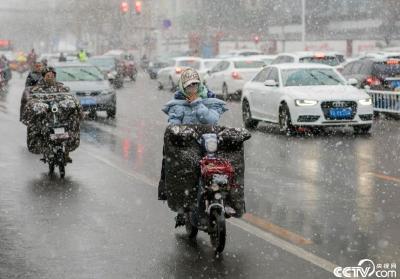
[25,62,43,87]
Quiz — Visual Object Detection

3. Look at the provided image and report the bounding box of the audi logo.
[332,101,347,107]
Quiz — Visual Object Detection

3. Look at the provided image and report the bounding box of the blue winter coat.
[162,91,228,125]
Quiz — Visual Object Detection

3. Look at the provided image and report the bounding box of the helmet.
[180,68,200,89]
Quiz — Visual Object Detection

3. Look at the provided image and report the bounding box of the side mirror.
[264,80,278,87]
[348,78,358,86]
[207,70,211,75]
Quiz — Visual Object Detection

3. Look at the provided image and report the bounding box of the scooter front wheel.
[185,212,198,239]
[210,210,226,253]
[48,162,55,174]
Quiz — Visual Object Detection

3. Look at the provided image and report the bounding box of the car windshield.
[234,60,265,68]
[282,68,345,86]
[372,62,400,76]
[56,66,104,81]
[204,61,220,69]
[177,60,200,69]
[299,56,340,66]
[88,58,115,69]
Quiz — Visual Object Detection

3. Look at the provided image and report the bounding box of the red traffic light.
[253,35,260,44]
[135,1,142,14]
[120,1,129,13]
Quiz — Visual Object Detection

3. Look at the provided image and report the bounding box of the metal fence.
[366,90,400,114]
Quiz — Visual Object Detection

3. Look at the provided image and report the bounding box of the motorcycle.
[122,61,138,81]
[168,126,250,254]
[0,70,7,92]
[107,70,124,89]
[28,93,80,178]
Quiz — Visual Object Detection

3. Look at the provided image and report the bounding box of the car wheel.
[222,83,229,101]
[279,104,295,135]
[242,99,259,129]
[107,107,116,119]
[353,125,371,135]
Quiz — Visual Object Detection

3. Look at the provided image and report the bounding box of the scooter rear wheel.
[185,212,198,239]
[59,164,65,178]
[210,211,226,253]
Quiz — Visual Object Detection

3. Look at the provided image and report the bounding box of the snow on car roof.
[270,63,334,70]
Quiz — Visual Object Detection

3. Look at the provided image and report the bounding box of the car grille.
[321,101,357,120]
[297,115,320,122]
[359,114,373,121]
[76,91,101,97]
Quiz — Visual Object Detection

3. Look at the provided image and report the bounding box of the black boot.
[158,180,167,200]
[175,213,185,228]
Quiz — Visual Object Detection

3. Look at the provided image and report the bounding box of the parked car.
[203,57,265,100]
[249,55,277,66]
[341,57,400,90]
[54,62,116,118]
[271,51,344,71]
[241,63,373,134]
[148,58,171,79]
[225,49,263,57]
[157,56,202,91]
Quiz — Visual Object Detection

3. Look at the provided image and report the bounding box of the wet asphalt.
[0,72,399,279]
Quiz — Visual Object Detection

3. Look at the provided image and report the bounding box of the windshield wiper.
[79,69,102,81]
[307,72,323,85]
[315,70,342,84]
[60,71,77,80]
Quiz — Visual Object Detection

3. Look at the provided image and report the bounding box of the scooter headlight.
[51,104,59,113]
[214,193,222,200]
[202,134,218,153]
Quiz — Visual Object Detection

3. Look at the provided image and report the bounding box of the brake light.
[231,71,242,80]
[314,52,325,58]
[386,59,399,65]
[175,67,182,74]
[366,76,381,86]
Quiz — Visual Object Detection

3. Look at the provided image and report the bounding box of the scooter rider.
[158,68,228,227]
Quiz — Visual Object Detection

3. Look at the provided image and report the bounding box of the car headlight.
[295,99,318,106]
[204,137,218,153]
[359,98,372,106]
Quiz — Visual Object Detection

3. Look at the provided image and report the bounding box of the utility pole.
[301,0,306,50]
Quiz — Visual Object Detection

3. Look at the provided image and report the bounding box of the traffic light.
[253,35,260,44]
[135,1,142,14]
[120,1,129,14]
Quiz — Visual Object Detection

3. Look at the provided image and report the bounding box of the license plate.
[54,127,65,134]
[329,108,352,119]
[80,97,96,106]
[50,133,69,140]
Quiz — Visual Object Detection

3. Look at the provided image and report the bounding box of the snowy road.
[0,73,399,278]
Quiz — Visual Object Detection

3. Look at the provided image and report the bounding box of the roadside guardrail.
[366,90,400,114]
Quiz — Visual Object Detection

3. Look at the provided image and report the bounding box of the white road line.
[229,218,337,274]
[81,146,340,276]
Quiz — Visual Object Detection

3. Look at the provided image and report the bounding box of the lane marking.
[80,146,338,275]
[368,172,400,186]
[242,213,313,245]
[229,218,338,275]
